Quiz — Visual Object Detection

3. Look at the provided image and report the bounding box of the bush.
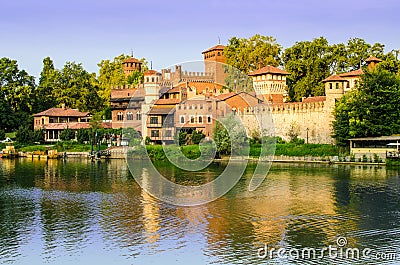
[15,126,33,144]
[32,129,45,144]
[0,129,5,140]
[76,129,90,144]
[59,127,75,141]
[191,130,205,144]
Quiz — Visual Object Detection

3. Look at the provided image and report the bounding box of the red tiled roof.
[154,98,181,105]
[339,69,364,77]
[167,87,182,93]
[322,74,346,82]
[302,96,326,103]
[262,94,284,103]
[365,56,382,63]
[144,69,159,76]
[202,44,225,54]
[248,65,289,76]
[33,108,90,117]
[124,57,141,63]
[40,122,111,130]
[215,92,237,101]
[148,107,175,115]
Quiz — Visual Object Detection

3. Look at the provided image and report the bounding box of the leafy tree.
[0,129,5,140]
[213,114,248,155]
[333,68,400,145]
[0,57,36,131]
[16,126,33,144]
[283,37,331,101]
[76,129,90,144]
[176,131,188,146]
[224,34,282,74]
[32,128,45,144]
[191,130,205,144]
[59,127,75,141]
[56,62,103,113]
[35,57,59,112]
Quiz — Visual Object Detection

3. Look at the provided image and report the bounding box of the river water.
[0,158,399,265]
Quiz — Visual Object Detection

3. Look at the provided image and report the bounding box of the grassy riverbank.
[139,143,344,161]
[15,142,108,152]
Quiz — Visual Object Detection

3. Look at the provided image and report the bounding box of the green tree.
[32,128,45,144]
[191,130,205,144]
[15,126,33,144]
[0,129,5,140]
[224,34,282,74]
[282,37,331,101]
[212,114,248,155]
[56,62,103,113]
[332,68,400,145]
[59,127,75,141]
[76,129,90,144]
[0,58,36,131]
[35,57,59,112]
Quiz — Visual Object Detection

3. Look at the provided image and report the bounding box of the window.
[329,83,333,89]
[117,112,124,121]
[150,117,158,124]
[180,115,185,124]
[217,52,221,56]
[126,112,133,120]
[151,77,155,82]
[136,113,142,120]
[198,116,203,124]
[151,130,159,137]
[165,130,172,137]
[190,115,195,124]
[207,115,212,124]
[336,83,339,89]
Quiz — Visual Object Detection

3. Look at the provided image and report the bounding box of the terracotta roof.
[365,56,382,63]
[202,44,226,54]
[248,65,289,76]
[339,69,364,77]
[215,92,237,101]
[33,108,90,117]
[148,107,175,115]
[41,122,111,130]
[124,57,141,63]
[262,93,284,103]
[322,74,347,82]
[167,87,182,93]
[302,96,326,103]
[144,69,160,76]
[154,98,181,105]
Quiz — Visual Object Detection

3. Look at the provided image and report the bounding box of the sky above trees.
[1,0,399,78]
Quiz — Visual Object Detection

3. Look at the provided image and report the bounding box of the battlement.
[111,84,139,90]
[237,100,325,115]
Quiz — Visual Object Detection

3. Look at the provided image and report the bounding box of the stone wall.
[238,100,335,144]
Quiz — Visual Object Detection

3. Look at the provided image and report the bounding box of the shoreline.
[4,152,388,166]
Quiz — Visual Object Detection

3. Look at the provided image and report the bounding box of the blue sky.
[1,0,399,78]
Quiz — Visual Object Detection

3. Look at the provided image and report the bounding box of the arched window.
[126,112,133,120]
[117,112,124,121]
[198,116,203,124]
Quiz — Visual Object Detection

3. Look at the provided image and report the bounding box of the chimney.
[61,103,66,110]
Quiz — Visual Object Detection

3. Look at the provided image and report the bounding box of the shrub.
[0,129,5,140]
[191,130,205,144]
[15,126,33,144]
[59,127,75,141]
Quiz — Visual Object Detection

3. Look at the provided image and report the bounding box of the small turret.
[365,56,382,71]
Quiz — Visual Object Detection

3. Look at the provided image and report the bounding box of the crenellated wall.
[238,100,335,144]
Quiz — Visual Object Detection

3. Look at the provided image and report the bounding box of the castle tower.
[202,44,227,85]
[123,57,142,77]
[249,65,289,103]
[143,70,161,104]
[323,74,346,116]
[365,56,382,71]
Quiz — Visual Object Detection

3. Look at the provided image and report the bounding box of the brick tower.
[202,44,227,85]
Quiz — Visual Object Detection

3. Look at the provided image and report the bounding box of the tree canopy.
[332,67,400,146]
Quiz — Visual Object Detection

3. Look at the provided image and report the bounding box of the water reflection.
[0,158,398,264]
